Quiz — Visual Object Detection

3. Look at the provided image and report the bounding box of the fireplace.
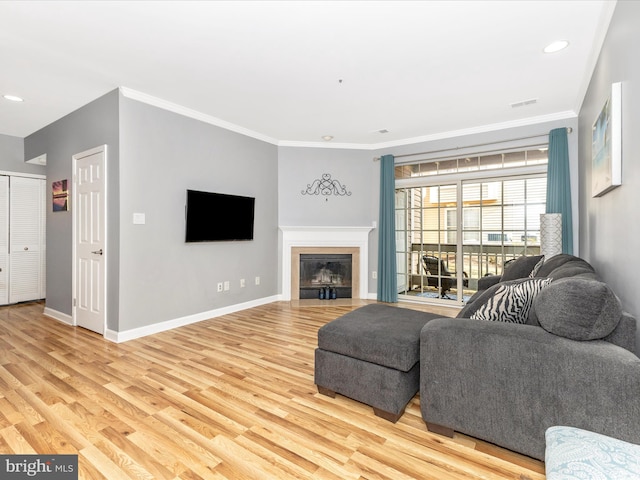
[299,253,352,299]
[290,246,360,300]
[280,226,373,301]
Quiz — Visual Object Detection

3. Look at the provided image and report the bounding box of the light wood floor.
[0,300,545,479]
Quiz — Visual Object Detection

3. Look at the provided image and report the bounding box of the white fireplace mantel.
[280,226,374,301]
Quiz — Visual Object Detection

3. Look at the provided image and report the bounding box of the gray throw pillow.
[500,255,545,282]
[534,278,622,340]
[470,278,552,324]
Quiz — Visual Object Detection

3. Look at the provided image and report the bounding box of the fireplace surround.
[280,226,373,301]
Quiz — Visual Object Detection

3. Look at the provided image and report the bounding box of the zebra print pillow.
[470,278,552,323]
[528,256,545,278]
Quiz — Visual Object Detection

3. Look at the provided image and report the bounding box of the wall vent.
[510,98,538,108]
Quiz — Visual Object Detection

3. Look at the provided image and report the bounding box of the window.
[461,176,546,279]
[461,207,480,243]
[394,147,548,179]
[395,144,547,304]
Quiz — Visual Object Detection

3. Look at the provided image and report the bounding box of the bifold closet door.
[9,176,45,304]
[0,176,8,305]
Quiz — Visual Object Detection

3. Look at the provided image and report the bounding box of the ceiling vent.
[510,98,538,108]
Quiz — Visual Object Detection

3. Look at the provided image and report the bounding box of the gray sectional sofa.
[420,254,640,460]
[314,254,639,460]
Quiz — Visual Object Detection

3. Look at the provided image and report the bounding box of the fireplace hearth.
[299,253,352,299]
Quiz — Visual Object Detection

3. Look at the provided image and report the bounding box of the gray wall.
[277,146,380,295]
[118,96,279,332]
[0,133,45,175]
[24,89,278,334]
[578,0,639,324]
[278,147,379,227]
[277,118,578,298]
[24,89,120,327]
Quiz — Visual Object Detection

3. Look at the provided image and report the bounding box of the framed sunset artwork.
[52,179,69,212]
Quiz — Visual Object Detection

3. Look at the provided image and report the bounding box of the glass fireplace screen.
[299,253,352,299]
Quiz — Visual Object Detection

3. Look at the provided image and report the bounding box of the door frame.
[395,171,547,304]
[71,144,108,334]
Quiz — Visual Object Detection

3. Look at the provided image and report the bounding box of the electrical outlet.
[224,281,230,291]
[255,276,260,285]
[217,282,223,292]
[240,278,245,288]
[372,271,377,279]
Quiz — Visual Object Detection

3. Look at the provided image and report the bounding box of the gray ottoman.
[314,304,441,422]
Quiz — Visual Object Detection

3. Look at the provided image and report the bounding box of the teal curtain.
[377,154,397,302]
[546,128,573,254]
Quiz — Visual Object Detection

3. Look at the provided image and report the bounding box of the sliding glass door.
[461,176,546,289]
[396,183,465,303]
[396,174,546,304]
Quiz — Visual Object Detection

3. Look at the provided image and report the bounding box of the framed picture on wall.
[592,82,622,197]
[52,179,69,212]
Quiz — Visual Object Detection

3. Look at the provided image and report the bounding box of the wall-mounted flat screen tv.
[185,189,255,242]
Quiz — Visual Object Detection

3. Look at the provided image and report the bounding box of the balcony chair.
[422,255,469,298]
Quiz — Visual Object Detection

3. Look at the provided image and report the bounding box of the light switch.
[133,213,146,225]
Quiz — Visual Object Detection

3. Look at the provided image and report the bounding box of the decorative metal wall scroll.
[301,173,352,200]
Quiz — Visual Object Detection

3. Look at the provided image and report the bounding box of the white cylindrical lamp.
[540,213,562,258]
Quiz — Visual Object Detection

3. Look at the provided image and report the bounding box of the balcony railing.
[405,243,541,292]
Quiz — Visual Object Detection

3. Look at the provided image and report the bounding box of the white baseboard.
[43,307,74,326]
[107,295,281,343]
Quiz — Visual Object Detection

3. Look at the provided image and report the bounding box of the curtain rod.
[373,127,572,161]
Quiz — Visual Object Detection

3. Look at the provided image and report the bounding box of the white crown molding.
[367,110,578,151]
[278,111,577,150]
[119,87,280,146]
[277,140,381,150]
[572,0,618,115]
[120,87,577,151]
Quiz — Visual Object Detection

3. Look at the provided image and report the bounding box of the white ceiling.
[0,1,616,148]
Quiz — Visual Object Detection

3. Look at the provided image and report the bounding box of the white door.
[9,176,45,304]
[74,146,107,334]
[0,176,8,305]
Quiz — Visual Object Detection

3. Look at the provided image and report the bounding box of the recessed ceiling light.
[322,135,334,141]
[3,94,24,102]
[543,40,569,54]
